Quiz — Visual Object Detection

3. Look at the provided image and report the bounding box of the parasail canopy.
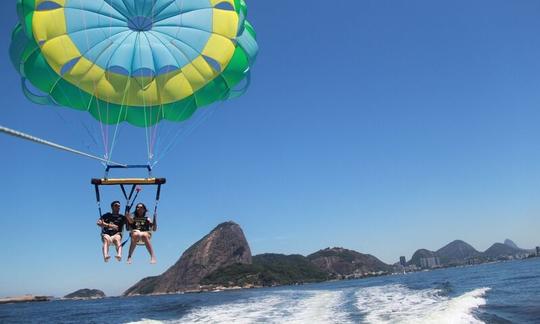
[11,0,258,127]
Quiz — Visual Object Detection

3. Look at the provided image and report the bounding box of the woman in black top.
[125,203,156,264]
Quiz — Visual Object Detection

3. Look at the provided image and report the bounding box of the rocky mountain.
[504,239,519,249]
[483,243,523,258]
[64,289,105,299]
[307,247,392,278]
[201,253,328,287]
[436,240,481,265]
[408,239,533,268]
[124,221,252,296]
[408,249,438,267]
[123,220,536,294]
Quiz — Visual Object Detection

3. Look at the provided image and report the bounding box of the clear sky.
[1,0,540,297]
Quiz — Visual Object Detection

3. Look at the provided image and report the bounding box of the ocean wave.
[354,284,490,324]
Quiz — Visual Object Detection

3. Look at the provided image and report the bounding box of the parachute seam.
[151,6,215,27]
[153,0,178,16]
[154,24,234,40]
[100,0,131,21]
[61,6,126,24]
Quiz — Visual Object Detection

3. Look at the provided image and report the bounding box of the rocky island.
[64,289,106,299]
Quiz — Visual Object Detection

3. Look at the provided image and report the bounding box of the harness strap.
[152,184,162,231]
[119,184,128,201]
[94,184,103,218]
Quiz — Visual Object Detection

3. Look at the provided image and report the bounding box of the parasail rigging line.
[0,125,126,166]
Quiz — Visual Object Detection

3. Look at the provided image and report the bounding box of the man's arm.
[97,215,118,230]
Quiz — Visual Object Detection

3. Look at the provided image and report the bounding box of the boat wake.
[355,284,490,324]
[128,284,490,323]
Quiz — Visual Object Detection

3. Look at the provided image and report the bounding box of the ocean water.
[1,258,539,323]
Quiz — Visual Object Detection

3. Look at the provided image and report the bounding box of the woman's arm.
[125,212,134,224]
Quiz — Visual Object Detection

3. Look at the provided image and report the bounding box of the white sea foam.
[170,290,350,323]
[179,295,286,323]
[126,320,163,324]
[284,290,351,324]
[354,284,490,324]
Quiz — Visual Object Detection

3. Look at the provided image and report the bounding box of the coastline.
[0,295,51,305]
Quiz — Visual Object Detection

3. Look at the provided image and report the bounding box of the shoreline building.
[420,256,440,268]
[399,256,406,266]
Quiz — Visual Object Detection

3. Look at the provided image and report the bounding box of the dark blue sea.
[1,258,539,323]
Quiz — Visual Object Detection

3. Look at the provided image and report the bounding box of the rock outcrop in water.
[64,289,105,299]
[307,247,392,278]
[124,221,252,295]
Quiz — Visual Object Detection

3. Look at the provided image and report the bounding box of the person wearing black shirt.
[97,200,125,262]
[125,203,156,264]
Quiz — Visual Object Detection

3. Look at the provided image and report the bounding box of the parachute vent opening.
[23,79,50,98]
[107,66,130,76]
[60,57,81,76]
[157,65,178,76]
[128,16,154,32]
[215,2,235,11]
[36,2,62,11]
[203,55,222,73]
[132,68,156,78]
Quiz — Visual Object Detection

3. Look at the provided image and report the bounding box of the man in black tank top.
[97,201,125,262]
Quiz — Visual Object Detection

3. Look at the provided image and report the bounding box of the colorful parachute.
[10,0,258,127]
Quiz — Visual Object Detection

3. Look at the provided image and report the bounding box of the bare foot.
[127,257,132,264]
[150,257,157,264]
[115,255,122,262]
[104,255,111,262]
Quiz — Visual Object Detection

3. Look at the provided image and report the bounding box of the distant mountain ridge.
[122,222,536,295]
[504,239,519,249]
[408,238,532,267]
[483,243,522,258]
[307,247,392,278]
[435,240,481,265]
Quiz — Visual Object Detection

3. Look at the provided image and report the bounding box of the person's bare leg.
[127,232,139,264]
[113,235,122,261]
[142,234,156,264]
[102,236,111,262]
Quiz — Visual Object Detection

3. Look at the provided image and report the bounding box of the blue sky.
[1,0,540,297]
